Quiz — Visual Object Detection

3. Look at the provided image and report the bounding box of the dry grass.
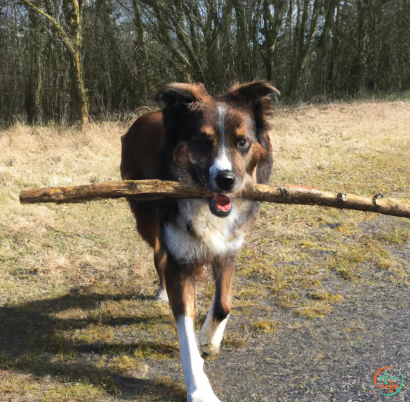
[1,100,410,401]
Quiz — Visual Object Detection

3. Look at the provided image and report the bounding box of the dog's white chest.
[163,199,251,263]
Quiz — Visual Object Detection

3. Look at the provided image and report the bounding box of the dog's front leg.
[199,255,235,358]
[166,257,220,402]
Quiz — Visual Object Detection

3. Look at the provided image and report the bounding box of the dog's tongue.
[213,194,232,212]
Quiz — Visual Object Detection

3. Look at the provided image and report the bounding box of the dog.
[120,81,279,401]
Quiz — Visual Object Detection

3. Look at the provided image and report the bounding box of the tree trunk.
[288,0,320,99]
[26,9,43,123]
[23,0,89,128]
[71,53,89,129]
[260,0,286,81]
[316,0,338,95]
[132,0,150,100]
[330,0,342,95]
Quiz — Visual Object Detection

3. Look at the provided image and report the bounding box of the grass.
[1,100,410,400]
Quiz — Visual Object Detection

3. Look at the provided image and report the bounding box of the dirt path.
[212,278,410,401]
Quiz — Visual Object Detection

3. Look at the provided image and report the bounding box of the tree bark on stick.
[19,180,410,220]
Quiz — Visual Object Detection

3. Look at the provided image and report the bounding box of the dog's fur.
[120,81,278,402]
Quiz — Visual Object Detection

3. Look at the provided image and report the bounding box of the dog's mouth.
[209,194,232,217]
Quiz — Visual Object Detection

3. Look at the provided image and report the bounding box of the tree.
[259,0,286,81]
[23,0,89,128]
[287,0,321,98]
[1,0,410,126]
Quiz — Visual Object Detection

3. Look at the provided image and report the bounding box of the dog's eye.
[237,138,247,148]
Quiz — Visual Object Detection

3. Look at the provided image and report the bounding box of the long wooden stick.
[19,180,410,219]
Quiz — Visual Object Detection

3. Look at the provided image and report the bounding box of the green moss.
[307,292,344,302]
[222,333,246,349]
[376,259,394,270]
[294,307,326,319]
[251,321,276,334]
[300,241,319,248]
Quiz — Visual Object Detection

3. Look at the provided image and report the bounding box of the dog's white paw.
[186,372,220,402]
[155,286,169,302]
[199,342,220,360]
[189,388,221,402]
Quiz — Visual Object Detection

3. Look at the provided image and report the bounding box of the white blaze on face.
[209,106,232,184]
[176,316,220,402]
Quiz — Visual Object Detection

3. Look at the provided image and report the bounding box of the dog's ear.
[155,83,208,106]
[228,81,280,104]
[156,83,208,147]
[225,81,279,136]
[226,81,277,183]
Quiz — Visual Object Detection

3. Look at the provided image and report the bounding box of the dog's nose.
[215,171,236,192]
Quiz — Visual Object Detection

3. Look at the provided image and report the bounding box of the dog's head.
[156,81,279,217]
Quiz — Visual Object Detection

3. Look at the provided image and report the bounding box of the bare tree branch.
[23,0,76,59]
[19,180,410,220]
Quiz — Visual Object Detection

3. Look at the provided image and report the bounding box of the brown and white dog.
[120,81,279,401]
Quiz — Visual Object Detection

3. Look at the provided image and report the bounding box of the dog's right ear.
[155,83,208,106]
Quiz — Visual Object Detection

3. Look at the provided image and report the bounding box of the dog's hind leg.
[166,257,220,402]
[154,238,168,301]
[130,201,167,300]
[199,255,235,358]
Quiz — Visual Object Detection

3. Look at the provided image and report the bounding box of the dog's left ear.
[225,81,279,137]
[155,83,208,106]
[227,81,280,104]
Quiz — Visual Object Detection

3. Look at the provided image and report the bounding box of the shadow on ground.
[0,292,185,401]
